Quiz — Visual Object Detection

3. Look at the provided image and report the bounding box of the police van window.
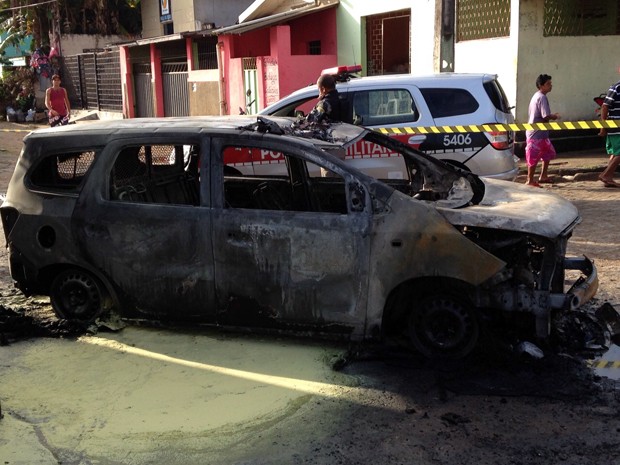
[269,96,319,118]
[420,88,479,118]
[222,145,348,214]
[483,79,512,113]
[109,144,199,206]
[29,150,96,193]
[352,89,418,126]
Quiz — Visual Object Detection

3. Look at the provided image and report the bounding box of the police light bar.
[321,65,362,82]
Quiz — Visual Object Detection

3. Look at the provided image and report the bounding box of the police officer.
[307,74,342,123]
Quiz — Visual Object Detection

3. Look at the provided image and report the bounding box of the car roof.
[26,116,286,136]
[287,72,497,93]
[340,72,497,85]
[22,116,369,151]
[260,72,499,114]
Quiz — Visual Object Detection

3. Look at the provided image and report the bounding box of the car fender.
[365,191,506,334]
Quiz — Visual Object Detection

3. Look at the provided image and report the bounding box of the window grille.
[456,0,510,41]
[243,57,257,70]
[308,40,321,55]
[544,0,620,36]
[96,51,122,112]
[196,37,218,70]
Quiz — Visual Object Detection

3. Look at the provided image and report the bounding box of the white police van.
[260,66,519,181]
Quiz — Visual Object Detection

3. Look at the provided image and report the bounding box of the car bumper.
[479,156,520,181]
[549,256,598,310]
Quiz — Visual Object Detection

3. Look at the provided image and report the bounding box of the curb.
[515,156,608,182]
[515,169,605,184]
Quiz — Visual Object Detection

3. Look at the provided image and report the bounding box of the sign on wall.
[264,58,279,106]
[160,0,171,22]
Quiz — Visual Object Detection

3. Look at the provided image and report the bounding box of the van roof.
[290,72,499,91]
[23,116,368,150]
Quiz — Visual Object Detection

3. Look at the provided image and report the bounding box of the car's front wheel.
[50,268,109,322]
[408,292,479,359]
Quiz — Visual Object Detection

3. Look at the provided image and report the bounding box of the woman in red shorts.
[45,74,71,127]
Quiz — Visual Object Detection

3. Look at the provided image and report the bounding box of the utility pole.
[436,0,455,72]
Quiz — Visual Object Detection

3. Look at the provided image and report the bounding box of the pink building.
[119,1,338,118]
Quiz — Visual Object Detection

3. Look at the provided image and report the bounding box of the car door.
[72,134,216,320]
[209,135,372,335]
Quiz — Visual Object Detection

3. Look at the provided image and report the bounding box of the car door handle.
[408,135,427,145]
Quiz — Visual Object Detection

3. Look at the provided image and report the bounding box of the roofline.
[114,0,339,45]
[215,1,338,35]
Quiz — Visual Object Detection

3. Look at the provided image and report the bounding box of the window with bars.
[308,40,321,55]
[456,0,510,41]
[196,37,218,70]
[544,0,620,36]
[242,57,257,70]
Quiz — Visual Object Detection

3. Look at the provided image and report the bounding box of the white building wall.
[410,0,437,73]
[141,0,256,38]
[194,0,255,29]
[514,0,618,122]
[142,0,163,38]
[454,0,519,118]
[60,35,127,56]
[172,0,197,33]
[336,0,437,75]
[455,37,517,112]
[140,0,195,37]
[455,0,620,122]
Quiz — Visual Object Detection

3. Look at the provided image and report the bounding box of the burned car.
[0,116,606,358]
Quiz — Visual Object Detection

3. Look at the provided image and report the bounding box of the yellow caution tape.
[376,119,620,135]
[3,119,619,134]
[588,359,620,370]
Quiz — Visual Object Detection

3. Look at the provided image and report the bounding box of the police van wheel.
[408,293,479,359]
[50,269,107,322]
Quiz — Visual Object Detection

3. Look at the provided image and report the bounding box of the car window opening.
[352,89,419,127]
[222,145,349,214]
[110,144,199,206]
[30,150,96,192]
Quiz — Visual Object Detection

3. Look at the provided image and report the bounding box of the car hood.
[437,179,580,238]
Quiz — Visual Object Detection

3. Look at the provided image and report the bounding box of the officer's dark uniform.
[307,89,342,123]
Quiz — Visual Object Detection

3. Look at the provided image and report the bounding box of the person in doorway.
[597,73,620,188]
[525,74,560,187]
[45,74,71,127]
[306,74,342,123]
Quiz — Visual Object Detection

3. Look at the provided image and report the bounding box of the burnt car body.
[0,116,601,358]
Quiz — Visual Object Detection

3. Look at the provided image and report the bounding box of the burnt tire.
[408,293,479,359]
[50,269,107,322]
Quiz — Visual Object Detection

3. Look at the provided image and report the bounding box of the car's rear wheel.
[50,269,108,322]
[408,292,479,359]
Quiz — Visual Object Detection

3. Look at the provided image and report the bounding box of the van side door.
[73,135,216,320]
